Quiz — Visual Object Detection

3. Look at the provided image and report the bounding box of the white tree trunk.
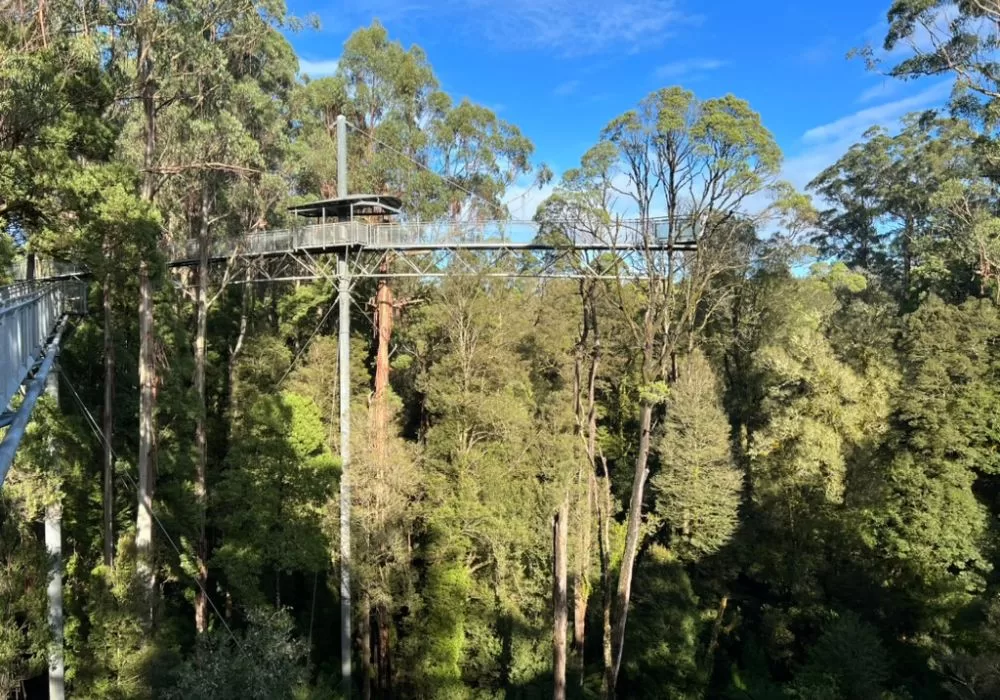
[610,401,654,690]
[45,367,64,700]
[136,262,155,615]
[553,498,569,700]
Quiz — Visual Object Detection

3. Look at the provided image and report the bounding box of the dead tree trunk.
[370,276,399,695]
[373,279,393,466]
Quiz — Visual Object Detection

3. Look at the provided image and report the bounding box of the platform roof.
[288,194,403,219]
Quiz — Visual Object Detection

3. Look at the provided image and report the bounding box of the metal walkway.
[0,279,86,485]
[164,216,698,265]
[12,218,698,281]
[0,214,696,482]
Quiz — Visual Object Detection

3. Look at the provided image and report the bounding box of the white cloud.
[298,58,339,77]
[856,79,902,103]
[783,81,951,192]
[334,0,701,55]
[655,57,726,79]
[781,140,859,192]
[802,81,950,144]
[554,79,582,96]
[504,181,556,220]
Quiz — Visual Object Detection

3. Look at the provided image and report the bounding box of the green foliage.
[856,298,1000,635]
[70,535,161,699]
[293,20,536,218]
[215,338,338,605]
[11,3,1000,697]
[808,116,985,303]
[407,560,470,699]
[652,351,741,562]
[0,497,49,696]
[164,608,310,700]
[791,613,891,700]
[620,545,704,699]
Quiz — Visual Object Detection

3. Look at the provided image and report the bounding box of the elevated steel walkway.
[0,213,697,480]
[163,217,699,265]
[0,279,86,484]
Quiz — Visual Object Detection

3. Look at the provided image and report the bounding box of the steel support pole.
[337,115,347,200]
[45,362,65,700]
[336,110,352,697]
[339,254,352,698]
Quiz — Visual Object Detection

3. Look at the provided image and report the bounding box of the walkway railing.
[15,217,703,277]
[165,221,370,262]
[165,216,701,261]
[0,280,83,414]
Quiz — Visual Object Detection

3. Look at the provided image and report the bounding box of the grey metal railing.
[165,221,370,261]
[364,218,701,249]
[365,220,529,247]
[164,216,702,263]
[0,281,82,412]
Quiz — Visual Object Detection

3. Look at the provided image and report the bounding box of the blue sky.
[286,0,954,217]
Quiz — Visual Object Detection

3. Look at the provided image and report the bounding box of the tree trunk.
[361,595,372,700]
[902,217,913,299]
[610,401,654,692]
[702,594,728,675]
[598,467,613,700]
[574,310,600,686]
[573,280,602,693]
[193,186,210,634]
[227,283,250,422]
[45,368,64,700]
[102,261,115,568]
[136,261,156,616]
[370,279,395,698]
[377,603,391,697]
[372,278,393,495]
[135,0,158,623]
[553,498,569,700]
[572,473,593,680]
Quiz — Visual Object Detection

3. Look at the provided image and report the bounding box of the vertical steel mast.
[336,113,353,698]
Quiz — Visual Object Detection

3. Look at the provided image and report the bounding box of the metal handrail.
[0,280,87,413]
[164,215,702,261]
